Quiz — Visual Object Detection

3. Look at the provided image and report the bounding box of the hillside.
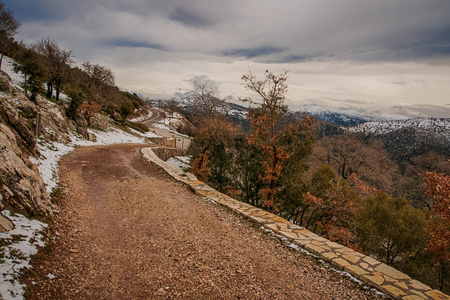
[349,118,450,138]
[348,118,450,161]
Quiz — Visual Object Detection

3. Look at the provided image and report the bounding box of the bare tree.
[312,134,399,193]
[82,62,115,88]
[167,98,180,117]
[241,69,289,114]
[34,38,73,101]
[188,75,227,117]
[0,1,20,69]
[82,62,115,101]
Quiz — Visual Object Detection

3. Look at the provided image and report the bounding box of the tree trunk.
[0,53,3,70]
[46,82,53,99]
[23,73,29,97]
[438,261,446,291]
[55,81,61,102]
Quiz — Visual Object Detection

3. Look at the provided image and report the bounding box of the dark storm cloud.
[109,39,167,51]
[222,47,285,59]
[278,55,311,63]
[7,0,450,62]
[169,7,215,28]
[4,0,93,22]
[4,0,450,117]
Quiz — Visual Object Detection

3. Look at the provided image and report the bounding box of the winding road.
[24,144,382,299]
[141,108,165,128]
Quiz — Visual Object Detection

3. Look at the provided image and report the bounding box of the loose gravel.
[22,144,384,299]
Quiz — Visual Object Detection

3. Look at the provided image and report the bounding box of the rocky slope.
[0,70,100,222]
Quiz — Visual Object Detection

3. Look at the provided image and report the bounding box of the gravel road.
[23,144,384,299]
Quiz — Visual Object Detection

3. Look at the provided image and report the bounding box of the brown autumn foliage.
[242,70,316,211]
[348,173,382,197]
[79,101,100,125]
[312,134,399,193]
[302,178,361,250]
[190,116,238,181]
[191,151,212,182]
[423,171,450,262]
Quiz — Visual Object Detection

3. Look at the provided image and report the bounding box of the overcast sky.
[5,0,450,117]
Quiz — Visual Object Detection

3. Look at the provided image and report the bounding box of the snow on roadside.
[30,127,148,194]
[128,128,162,139]
[152,123,172,131]
[0,126,149,299]
[130,110,153,123]
[0,211,47,300]
[1,56,153,299]
[166,156,191,169]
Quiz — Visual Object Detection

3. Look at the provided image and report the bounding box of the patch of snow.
[29,140,74,194]
[166,156,191,169]
[331,267,387,297]
[0,211,48,300]
[288,243,301,251]
[1,56,24,91]
[128,128,162,139]
[174,155,191,164]
[153,123,171,131]
[130,111,153,123]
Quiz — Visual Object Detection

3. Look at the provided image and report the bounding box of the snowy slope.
[1,56,23,90]
[348,118,450,139]
[1,55,70,101]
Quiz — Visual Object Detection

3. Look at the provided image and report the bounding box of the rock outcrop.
[0,122,53,216]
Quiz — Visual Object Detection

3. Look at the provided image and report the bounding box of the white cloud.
[7,0,450,117]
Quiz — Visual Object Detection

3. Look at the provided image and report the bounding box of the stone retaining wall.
[141,147,449,300]
[151,147,187,161]
[148,136,190,149]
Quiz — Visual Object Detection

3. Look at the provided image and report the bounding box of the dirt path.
[142,108,165,127]
[24,144,382,299]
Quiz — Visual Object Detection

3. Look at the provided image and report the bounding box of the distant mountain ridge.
[348,118,450,139]
[297,104,409,126]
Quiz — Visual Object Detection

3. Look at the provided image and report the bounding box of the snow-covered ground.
[348,117,450,138]
[0,211,47,300]
[166,155,191,169]
[130,110,153,123]
[1,56,70,102]
[154,112,191,138]
[128,128,162,139]
[2,56,23,91]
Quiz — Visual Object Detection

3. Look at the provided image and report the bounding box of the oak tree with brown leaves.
[188,77,237,182]
[242,70,316,211]
[423,171,450,291]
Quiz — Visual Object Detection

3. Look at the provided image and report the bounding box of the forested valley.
[185,71,450,293]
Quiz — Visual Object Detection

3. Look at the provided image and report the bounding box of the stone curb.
[141,147,450,300]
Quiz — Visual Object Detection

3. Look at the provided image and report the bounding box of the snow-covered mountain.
[297,104,409,126]
[348,118,450,139]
